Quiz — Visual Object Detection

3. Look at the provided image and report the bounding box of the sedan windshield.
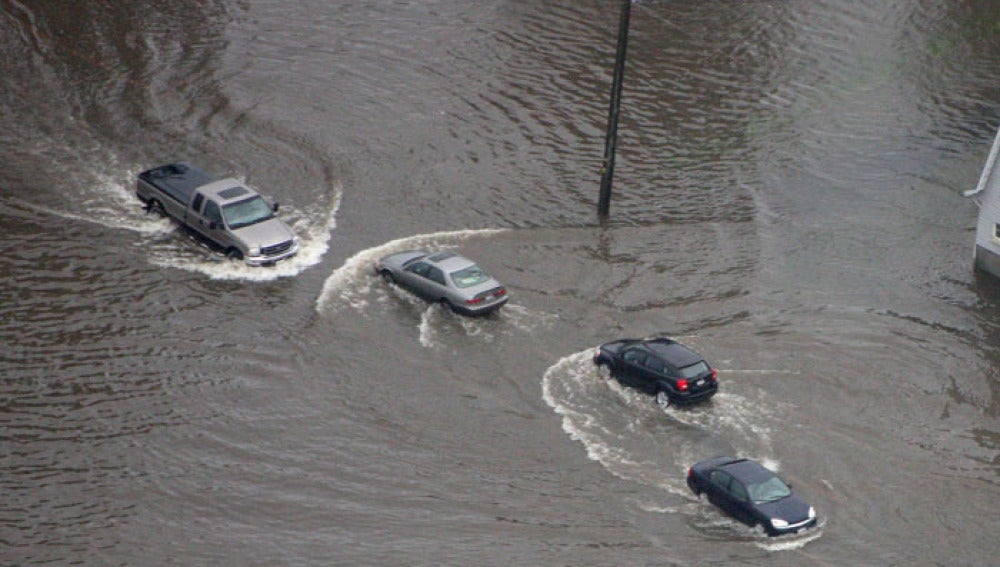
[223,196,274,230]
[747,476,792,504]
[678,361,709,378]
[450,265,490,288]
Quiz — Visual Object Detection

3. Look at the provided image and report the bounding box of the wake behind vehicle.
[593,337,717,408]
[373,250,508,316]
[687,456,818,537]
[136,162,299,266]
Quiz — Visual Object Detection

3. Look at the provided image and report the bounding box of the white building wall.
[975,129,1000,277]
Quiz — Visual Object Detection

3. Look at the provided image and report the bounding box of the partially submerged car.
[373,250,508,316]
[593,337,717,408]
[136,162,299,266]
[687,456,818,537]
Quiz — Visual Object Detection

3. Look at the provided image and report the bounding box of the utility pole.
[597,0,632,219]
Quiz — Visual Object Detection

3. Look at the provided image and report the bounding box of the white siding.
[976,127,1000,277]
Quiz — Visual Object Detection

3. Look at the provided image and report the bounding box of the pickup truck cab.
[136,163,299,266]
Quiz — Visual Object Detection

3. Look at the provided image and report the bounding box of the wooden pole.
[598,0,632,219]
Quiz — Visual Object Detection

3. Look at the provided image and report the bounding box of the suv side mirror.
[272,202,280,213]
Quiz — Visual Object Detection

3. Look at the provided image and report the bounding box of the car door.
[401,261,435,299]
[189,195,230,248]
[725,478,757,527]
[708,470,741,518]
[618,348,646,388]
[636,355,666,394]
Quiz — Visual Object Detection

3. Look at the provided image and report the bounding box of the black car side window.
[622,349,645,365]
[709,470,731,491]
[730,479,749,502]
[644,356,665,373]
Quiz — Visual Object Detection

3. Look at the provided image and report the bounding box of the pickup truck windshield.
[223,196,274,230]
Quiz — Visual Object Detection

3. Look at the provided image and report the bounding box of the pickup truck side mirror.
[272,202,280,213]
[209,221,219,230]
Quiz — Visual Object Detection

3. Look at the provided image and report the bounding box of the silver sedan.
[374,250,509,316]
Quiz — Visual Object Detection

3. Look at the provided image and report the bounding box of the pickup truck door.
[190,196,231,249]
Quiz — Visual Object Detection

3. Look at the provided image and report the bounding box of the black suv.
[593,337,718,408]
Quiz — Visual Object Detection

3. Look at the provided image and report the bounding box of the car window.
[204,200,222,224]
[622,349,645,365]
[426,266,447,286]
[643,356,666,373]
[747,476,792,504]
[192,193,204,213]
[678,361,709,379]
[450,265,490,288]
[408,261,431,277]
[223,196,274,230]
[709,470,731,491]
[729,479,749,502]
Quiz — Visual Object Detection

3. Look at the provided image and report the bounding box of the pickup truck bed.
[138,163,214,206]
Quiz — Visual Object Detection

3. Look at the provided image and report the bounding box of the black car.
[592,337,717,408]
[687,456,817,537]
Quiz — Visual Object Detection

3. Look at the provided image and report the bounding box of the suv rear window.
[678,361,709,378]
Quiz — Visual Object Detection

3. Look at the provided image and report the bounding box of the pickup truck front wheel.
[226,248,244,261]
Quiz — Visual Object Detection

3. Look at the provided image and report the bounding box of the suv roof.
[641,338,703,368]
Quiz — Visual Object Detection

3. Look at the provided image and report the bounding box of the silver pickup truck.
[136,163,299,266]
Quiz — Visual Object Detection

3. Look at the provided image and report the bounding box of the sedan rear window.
[450,265,490,288]
[678,361,709,379]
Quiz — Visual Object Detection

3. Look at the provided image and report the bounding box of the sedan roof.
[720,459,775,484]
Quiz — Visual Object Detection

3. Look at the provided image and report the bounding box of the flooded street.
[3,0,1000,564]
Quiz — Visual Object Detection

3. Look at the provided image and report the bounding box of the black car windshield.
[747,476,792,504]
[223,196,274,229]
[450,265,490,288]
[678,361,709,378]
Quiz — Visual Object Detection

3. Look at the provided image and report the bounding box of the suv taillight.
[677,379,689,392]
[711,369,718,381]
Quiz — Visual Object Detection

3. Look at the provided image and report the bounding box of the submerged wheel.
[439,298,457,313]
[147,198,166,217]
[226,248,244,261]
[380,270,395,284]
[656,390,671,411]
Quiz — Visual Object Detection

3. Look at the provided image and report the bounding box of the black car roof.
[642,339,703,367]
[720,459,776,484]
